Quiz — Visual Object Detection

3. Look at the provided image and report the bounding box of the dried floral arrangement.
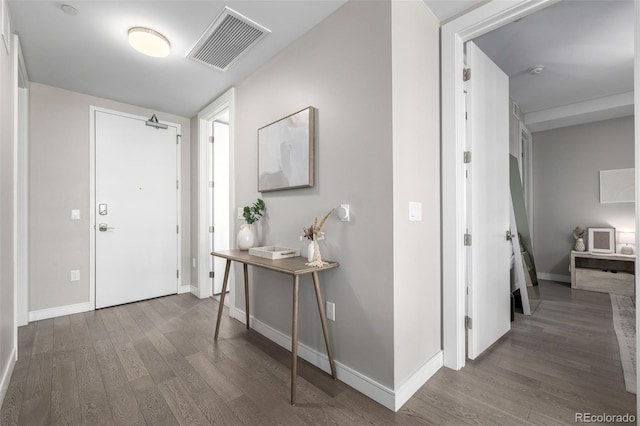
[303,208,335,267]
[573,226,584,240]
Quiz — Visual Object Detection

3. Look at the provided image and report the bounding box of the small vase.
[574,238,585,251]
[307,241,315,262]
[237,223,255,250]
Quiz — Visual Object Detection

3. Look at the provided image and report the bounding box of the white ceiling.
[9,0,635,129]
[425,0,635,131]
[8,1,347,118]
[474,0,634,131]
[423,0,485,22]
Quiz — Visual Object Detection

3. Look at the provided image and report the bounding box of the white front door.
[466,41,511,359]
[94,109,179,309]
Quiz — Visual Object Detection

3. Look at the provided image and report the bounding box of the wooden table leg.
[214,259,232,340]
[312,271,336,379]
[244,263,250,330]
[291,275,299,405]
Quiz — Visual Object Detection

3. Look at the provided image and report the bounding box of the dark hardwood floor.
[1,280,635,425]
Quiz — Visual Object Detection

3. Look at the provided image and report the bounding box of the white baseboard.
[0,346,17,409]
[189,285,199,297]
[537,272,571,283]
[29,301,93,322]
[393,351,443,411]
[178,284,191,294]
[230,307,442,412]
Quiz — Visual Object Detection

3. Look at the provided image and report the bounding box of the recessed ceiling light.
[60,4,79,16]
[128,27,171,58]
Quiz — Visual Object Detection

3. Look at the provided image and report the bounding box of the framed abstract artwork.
[600,168,635,204]
[258,107,314,192]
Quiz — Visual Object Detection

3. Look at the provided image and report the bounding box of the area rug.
[610,293,636,394]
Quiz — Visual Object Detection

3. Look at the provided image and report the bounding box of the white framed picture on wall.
[588,227,615,253]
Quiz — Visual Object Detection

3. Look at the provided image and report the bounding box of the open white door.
[466,41,511,359]
[94,109,179,309]
[212,117,230,295]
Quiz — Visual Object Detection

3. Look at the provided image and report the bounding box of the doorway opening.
[443,0,638,378]
[212,112,230,295]
[15,36,29,327]
[196,88,235,308]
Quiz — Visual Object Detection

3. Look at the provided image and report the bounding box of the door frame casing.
[634,0,639,416]
[196,88,235,301]
[519,122,533,237]
[89,106,182,309]
[442,0,561,370]
[15,35,29,328]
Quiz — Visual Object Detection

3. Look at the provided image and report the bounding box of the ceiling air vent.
[187,7,270,71]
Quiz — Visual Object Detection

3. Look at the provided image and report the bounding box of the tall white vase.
[237,224,255,250]
[307,241,315,262]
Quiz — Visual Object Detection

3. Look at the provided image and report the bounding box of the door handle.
[506,230,514,241]
[98,223,115,232]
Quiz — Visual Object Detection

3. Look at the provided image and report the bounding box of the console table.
[570,251,635,296]
[211,249,339,405]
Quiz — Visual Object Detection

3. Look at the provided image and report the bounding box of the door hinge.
[463,67,471,81]
[209,136,214,144]
[176,225,179,234]
[464,233,472,246]
[209,226,214,233]
[176,180,179,189]
[463,151,471,164]
[465,315,472,330]
[209,271,214,278]
[176,135,181,144]
[209,181,214,188]
[177,270,180,278]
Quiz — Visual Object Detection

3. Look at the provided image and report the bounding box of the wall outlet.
[71,209,80,220]
[237,207,244,220]
[326,302,335,321]
[70,270,80,282]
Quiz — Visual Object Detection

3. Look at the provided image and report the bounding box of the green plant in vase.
[243,198,266,224]
[237,199,266,250]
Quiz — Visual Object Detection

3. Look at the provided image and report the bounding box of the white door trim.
[442,0,560,370]
[519,122,533,239]
[89,106,182,309]
[196,88,235,301]
[14,35,29,328]
[634,0,640,416]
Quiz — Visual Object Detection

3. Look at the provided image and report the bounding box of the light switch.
[409,202,422,221]
[70,270,80,281]
[71,209,81,220]
[237,208,244,220]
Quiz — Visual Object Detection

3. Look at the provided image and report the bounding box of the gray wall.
[533,116,635,279]
[390,0,441,388]
[29,83,192,312]
[234,0,395,387]
[232,0,441,390]
[0,22,17,400]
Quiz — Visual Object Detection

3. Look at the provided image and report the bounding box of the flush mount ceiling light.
[529,65,545,75]
[128,27,171,58]
[60,4,79,16]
